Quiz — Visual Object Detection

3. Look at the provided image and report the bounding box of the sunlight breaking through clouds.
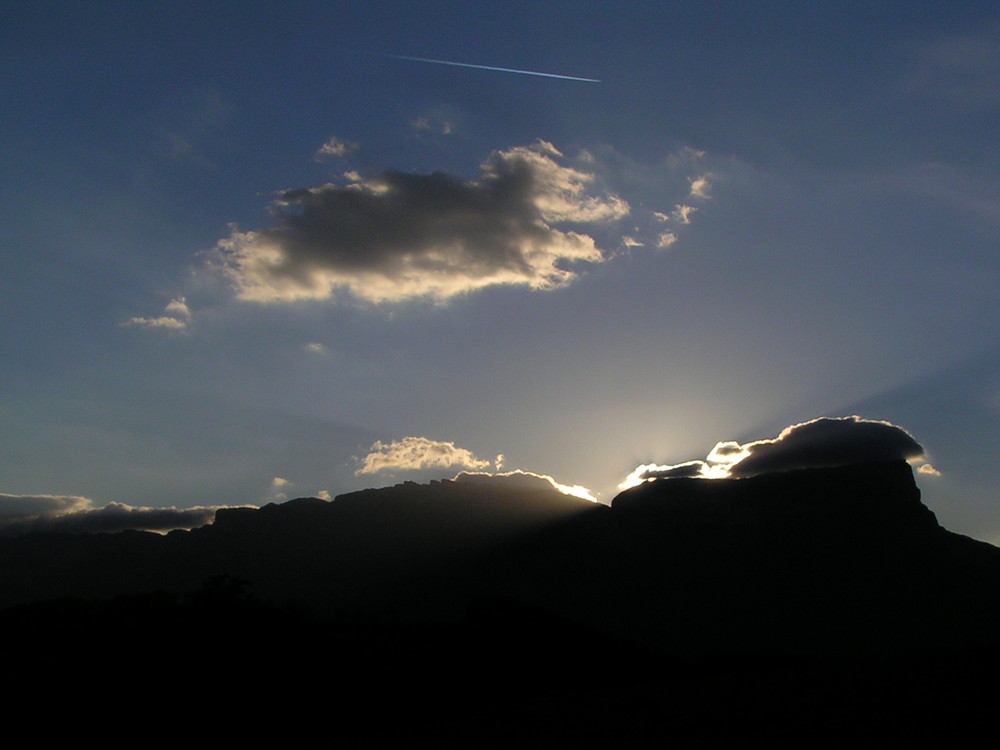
[619,416,930,490]
[454,469,597,502]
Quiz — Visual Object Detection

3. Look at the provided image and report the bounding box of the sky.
[3,2,1000,541]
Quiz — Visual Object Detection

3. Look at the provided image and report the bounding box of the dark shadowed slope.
[484,460,1000,659]
[3,460,1000,660]
[4,461,1000,741]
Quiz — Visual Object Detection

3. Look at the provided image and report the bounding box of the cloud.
[671,204,698,224]
[0,492,92,519]
[411,115,455,135]
[123,297,191,330]
[689,175,711,199]
[315,137,359,159]
[269,476,291,501]
[209,140,629,304]
[453,470,597,502]
[655,231,677,249]
[0,493,232,536]
[356,436,493,475]
[620,416,928,488]
[725,417,926,477]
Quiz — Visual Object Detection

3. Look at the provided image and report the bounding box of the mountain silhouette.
[4,460,1000,741]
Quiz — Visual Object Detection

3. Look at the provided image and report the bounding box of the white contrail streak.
[383,53,600,83]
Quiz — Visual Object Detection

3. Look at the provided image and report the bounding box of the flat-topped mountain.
[5,459,1000,740]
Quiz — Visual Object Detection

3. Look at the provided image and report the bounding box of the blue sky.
[3,2,1000,540]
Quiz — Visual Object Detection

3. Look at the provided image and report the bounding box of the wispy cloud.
[302,342,331,356]
[411,115,455,135]
[123,297,192,331]
[903,27,1000,110]
[315,136,359,159]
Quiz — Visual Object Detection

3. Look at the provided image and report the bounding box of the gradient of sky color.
[3,2,999,540]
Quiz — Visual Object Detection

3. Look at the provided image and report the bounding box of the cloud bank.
[0,493,232,536]
[210,140,629,304]
[621,416,933,489]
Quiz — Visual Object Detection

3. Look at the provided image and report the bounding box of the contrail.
[382,53,600,83]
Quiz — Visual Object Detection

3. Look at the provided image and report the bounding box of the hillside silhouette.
[4,460,1000,741]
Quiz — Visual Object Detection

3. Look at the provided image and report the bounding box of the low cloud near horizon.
[0,492,241,537]
[620,416,938,489]
[356,436,495,475]
[356,437,596,501]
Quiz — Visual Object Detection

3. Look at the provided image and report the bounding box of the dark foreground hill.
[4,461,1000,741]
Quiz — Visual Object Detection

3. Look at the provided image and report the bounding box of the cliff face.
[483,461,1000,659]
[611,460,940,538]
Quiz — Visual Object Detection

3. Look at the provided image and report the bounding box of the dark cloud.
[0,493,91,518]
[727,417,926,477]
[621,416,930,488]
[211,141,628,303]
[0,494,235,536]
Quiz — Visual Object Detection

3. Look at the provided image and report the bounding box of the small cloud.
[315,137,359,159]
[671,204,698,225]
[356,436,491,475]
[621,235,644,249]
[208,140,628,304]
[303,342,331,356]
[494,453,505,471]
[689,174,711,199]
[123,296,191,331]
[411,116,455,135]
[316,490,332,500]
[917,463,942,477]
[656,231,677,249]
[269,476,292,501]
[454,470,597,502]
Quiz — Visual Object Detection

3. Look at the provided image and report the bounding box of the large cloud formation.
[0,493,230,536]
[621,416,934,488]
[211,140,629,303]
